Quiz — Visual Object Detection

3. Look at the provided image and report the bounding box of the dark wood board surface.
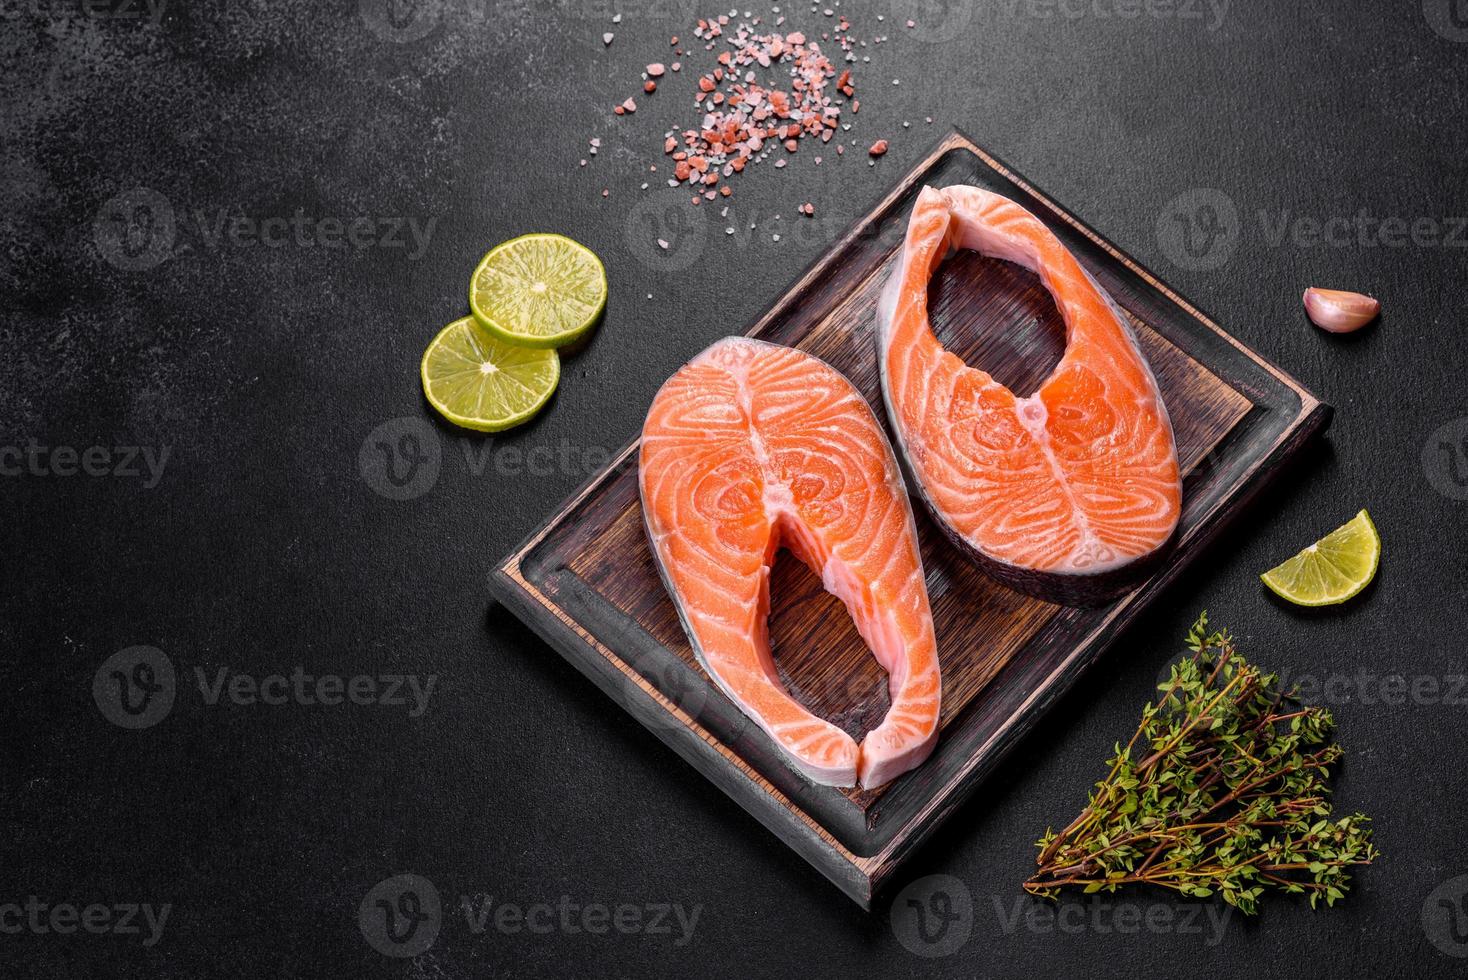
[490,131,1330,908]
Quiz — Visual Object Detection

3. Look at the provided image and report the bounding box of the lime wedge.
[420,317,560,432]
[469,233,607,348]
[1260,510,1380,607]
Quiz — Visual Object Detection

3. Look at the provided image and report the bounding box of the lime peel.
[420,317,560,433]
[1260,509,1380,607]
[469,233,607,349]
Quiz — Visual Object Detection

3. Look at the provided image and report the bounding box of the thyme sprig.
[1024,613,1378,914]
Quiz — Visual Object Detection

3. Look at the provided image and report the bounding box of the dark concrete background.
[4,0,1468,976]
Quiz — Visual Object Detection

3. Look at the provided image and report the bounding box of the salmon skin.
[877,186,1182,605]
[639,337,941,790]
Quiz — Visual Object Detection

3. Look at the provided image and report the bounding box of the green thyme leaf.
[1022,613,1379,915]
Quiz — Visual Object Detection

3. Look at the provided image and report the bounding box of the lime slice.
[469,233,607,348]
[1260,510,1380,607]
[420,317,560,432]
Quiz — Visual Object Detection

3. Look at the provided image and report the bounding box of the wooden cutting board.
[490,131,1330,908]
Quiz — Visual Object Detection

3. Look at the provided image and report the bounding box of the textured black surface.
[4,2,1467,976]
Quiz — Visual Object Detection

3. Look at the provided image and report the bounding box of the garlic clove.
[1303,287,1380,333]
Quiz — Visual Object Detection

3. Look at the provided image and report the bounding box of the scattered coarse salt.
[603,33,614,45]
[612,13,621,23]
[652,15,863,200]
[594,11,884,213]
[657,238,670,249]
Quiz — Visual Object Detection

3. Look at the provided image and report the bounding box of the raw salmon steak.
[878,185,1182,604]
[639,337,941,789]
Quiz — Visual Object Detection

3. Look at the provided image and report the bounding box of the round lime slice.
[1260,509,1380,607]
[468,233,607,348]
[420,317,559,432]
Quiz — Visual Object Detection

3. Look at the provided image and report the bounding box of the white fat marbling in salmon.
[877,186,1182,603]
[639,338,940,789]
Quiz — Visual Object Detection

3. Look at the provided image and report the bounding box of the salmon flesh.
[639,338,941,789]
[877,185,1182,604]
